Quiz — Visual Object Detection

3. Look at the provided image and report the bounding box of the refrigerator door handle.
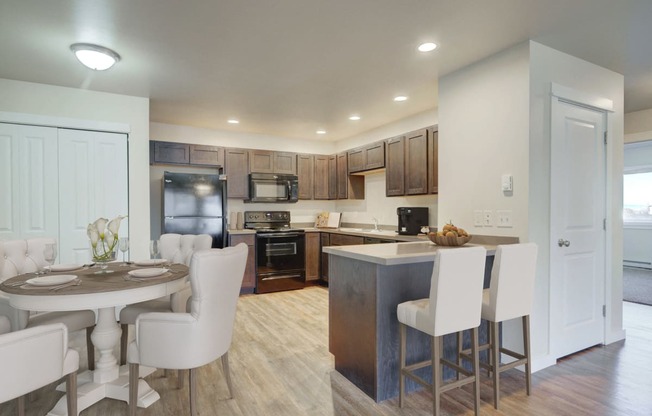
[165,216,175,219]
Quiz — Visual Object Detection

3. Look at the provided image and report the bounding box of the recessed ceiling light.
[394,96,408,102]
[70,43,120,71]
[349,115,361,121]
[227,119,239,124]
[316,130,327,135]
[418,42,438,52]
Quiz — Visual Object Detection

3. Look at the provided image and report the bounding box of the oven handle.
[257,233,303,238]
[261,273,303,281]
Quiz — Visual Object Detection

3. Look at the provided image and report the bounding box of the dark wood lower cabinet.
[320,233,330,281]
[229,233,256,294]
[305,232,320,282]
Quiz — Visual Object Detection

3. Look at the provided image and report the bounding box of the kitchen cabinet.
[328,155,338,199]
[248,150,297,174]
[320,233,330,281]
[348,141,385,173]
[314,155,330,199]
[225,148,249,199]
[337,153,364,200]
[297,154,314,200]
[305,232,320,282]
[385,128,430,196]
[428,126,439,194]
[151,141,223,167]
[229,233,256,294]
[385,135,406,196]
[190,144,223,166]
[321,233,365,282]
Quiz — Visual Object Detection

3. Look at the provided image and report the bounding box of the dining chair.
[0,323,79,416]
[119,233,212,366]
[397,246,487,416]
[127,243,248,416]
[0,238,96,370]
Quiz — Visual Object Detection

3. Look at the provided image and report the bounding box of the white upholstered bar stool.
[0,323,79,416]
[397,246,487,416]
[476,242,538,409]
[127,244,248,416]
[119,233,212,365]
[0,238,96,370]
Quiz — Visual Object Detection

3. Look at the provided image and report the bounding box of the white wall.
[625,108,652,143]
[0,78,151,260]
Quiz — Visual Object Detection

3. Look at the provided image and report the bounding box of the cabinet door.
[365,141,385,170]
[347,147,365,173]
[225,148,250,198]
[330,234,365,246]
[385,135,405,196]
[314,155,329,199]
[229,234,256,293]
[405,128,429,195]
[274,152,297,174]
[328,155,338,200]
[305,232,320,281]
[153,141,190,164]
[297,154,314,200]
[248,149,274,173]
[320,233,330,281]
[190,145,224,167]
[428,127,439,194]
[337,153,348,199]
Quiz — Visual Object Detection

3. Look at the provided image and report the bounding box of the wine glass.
[43,242,58,274]
[150,240,160,260]
[119,237,130,265]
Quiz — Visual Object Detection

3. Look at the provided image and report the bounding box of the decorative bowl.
[428,234,472,246]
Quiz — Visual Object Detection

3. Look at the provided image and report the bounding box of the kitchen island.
[323,241,497,402]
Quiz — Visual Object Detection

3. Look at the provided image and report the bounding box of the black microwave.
[247,173,299,203]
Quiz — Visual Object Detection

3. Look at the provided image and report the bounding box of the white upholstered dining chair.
[0,238,96,370]
[0,316,9,335]
[127,244,248,416]
[119,233,213,365]
[0,323,79,416]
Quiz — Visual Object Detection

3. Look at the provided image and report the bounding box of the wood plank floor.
[2,288,651,415]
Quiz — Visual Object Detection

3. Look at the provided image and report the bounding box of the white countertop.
[323,241,496,266]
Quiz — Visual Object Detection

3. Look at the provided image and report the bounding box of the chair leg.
[523,315,532,395]
[189,368,197,416]
[17,396,25,416]
[129,363,139,416]
[490,321,500,409]
[221,352,234,399]
[398,323,406,408]
[432,335,441,416]
[86,326,95,371]
[177,370,185,389]
[456,330,463,381]
[66,371,77,416]
[120,324,129,366]
[471,327,480,416]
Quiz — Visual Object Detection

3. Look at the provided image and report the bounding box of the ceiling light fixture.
[227,119,240,124]
[316,130,326,135]
[418,42,437,52]
[70,43,120,71]
[393,96,408,102]
[349,115,361,121]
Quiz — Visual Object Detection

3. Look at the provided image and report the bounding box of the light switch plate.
[483,210,493,227]
[501,174,513,192]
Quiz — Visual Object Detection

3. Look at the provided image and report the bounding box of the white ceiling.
[1,0,651,141]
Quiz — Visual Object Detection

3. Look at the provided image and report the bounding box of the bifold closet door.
[58,129,128,264]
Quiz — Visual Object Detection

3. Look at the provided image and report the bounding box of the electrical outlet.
[483,210,493,227]
[473,210,483,227]
[496,210,513,227]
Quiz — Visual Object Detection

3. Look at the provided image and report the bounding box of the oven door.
[255,232,305,293]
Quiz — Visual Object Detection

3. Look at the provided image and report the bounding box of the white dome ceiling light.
[418,42,437,52]
[70,43,121,71]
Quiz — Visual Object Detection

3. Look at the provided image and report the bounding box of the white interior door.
[550,98,606,359]
[0,123,59,240]
[58,129,128,264]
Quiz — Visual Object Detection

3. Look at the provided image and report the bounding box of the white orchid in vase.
[88,215,127,263]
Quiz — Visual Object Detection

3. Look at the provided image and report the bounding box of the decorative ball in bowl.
[428,233,472,246]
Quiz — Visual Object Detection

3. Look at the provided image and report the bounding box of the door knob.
[557,239,570,247]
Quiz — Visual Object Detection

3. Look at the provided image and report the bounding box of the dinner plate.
[133,259,168,267]
[46,263,83,272]
[128,268,169,278]
[25,275,77,287]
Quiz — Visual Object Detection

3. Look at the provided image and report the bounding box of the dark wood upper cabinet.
[385,135,406,196]
[314,155,329,200]
[152,141,190,164]
[328,155,338,200]
[274,152,297,174]
[337,153,349,199]
[297,154,314,200]
[225,148,249,199]
[249,150,296,174]
[347,141,385,173]
[428,126,439,194]
[405,128,429,195]
[189,144,224,166]
[348,148,365,173]
[151,141,224,167]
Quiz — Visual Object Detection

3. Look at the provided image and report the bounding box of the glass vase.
[90,240,118,274]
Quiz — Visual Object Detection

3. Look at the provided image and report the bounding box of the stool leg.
[456,330,463,381]
[523,315,532,395]
[486,320,492,377]
[432,335,441,416]
[471,327,480,416]
[490,321,500,409]
[399,323,406,408]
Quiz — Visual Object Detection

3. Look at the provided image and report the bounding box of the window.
[623,168,652,226]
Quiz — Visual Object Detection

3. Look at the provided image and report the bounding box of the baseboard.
[531,355,557,373]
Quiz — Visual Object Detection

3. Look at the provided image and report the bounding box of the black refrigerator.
[162,171,227,248]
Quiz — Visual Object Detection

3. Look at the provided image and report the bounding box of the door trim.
[550,82,614,112]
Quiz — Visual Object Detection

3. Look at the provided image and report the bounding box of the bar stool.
[397,246,487,416]
[463,243,538,409]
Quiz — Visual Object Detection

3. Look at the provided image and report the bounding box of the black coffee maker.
[397,207,429,235]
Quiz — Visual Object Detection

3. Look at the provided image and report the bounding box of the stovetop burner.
[244,211,304,233]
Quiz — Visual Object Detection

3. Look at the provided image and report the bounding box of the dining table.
[0,262,189,416]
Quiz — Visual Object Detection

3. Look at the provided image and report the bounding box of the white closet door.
[58,129,128,264]
[0,123,59,240]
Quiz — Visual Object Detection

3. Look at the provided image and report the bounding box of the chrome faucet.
[372,217,379,231]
